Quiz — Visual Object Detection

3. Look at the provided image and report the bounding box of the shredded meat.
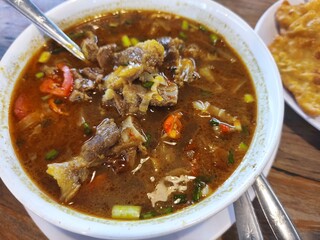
[158,37,183,61]
[102,116,147,173]
[112,116,147,155]
[69,69,99,102]
[122,84,147,113]
[81,118,121,160]
[114,40,165,72]
[150,82,178,106]
[81,32,99,61]
[174,58,200,86]
[96,44,117,69]
[81,67,104,83]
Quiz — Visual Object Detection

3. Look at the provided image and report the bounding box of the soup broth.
[9,10,256,220]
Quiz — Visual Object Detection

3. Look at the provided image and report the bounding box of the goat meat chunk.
[96,44,117,69]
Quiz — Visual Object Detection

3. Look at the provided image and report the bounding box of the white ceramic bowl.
[0,0,284,239]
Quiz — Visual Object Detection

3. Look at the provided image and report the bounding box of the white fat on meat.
[147,175,195,207]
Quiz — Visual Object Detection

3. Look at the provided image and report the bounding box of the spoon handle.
[253,174,301,240]
[234,191,263,240]
[5,0,85,61]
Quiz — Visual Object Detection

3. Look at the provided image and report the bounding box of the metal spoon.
[5,0,86,61]
[234,191,263,240]
[234,174,301,240]
[252,174,301,240]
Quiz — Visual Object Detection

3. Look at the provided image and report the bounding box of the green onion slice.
[82,122,92,136]
[158,206,173,215]
[142,81,154,89]
[210,33,219,45]
[173,194,187,204]
[35,72,44,79]
[179,31,187,39]
[199,25,207,32]
[192,177,207,202]
[239,142,248,151]
[111,205,141,220]
[141,211,157,219]
[228,149,235,165]
[244,94,255,103]
[121,35,132,47]
[181,20,189,30]
[45,149,59,160]
[143,133,152,147]
[130,37,139,46]
[38,51,51,63]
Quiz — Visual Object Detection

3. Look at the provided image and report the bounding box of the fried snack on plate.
[269,0,320,116]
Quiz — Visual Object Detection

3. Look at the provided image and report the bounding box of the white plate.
[26,142,279,240]
[255,0,320,130]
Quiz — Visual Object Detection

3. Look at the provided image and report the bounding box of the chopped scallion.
[244,94,254,103]
[239,142,248,151]
[179,31,187,39]
[35,72,44,79]
[181,20,189,30]
[82,122,92,136]
[228,149,235,165]
[199,25,207,32]
[193,177,207,202]
[111,205,141,220]
[121,35,132,47]
[193,184,202,202]
[173,194,187,204]
[143,133,152,147]
[142,81,154,89]
[141,211,157,219]
[210,33,219,45]
[242,125,249,135]
[45,149,59,160]
[38,51,51,63]
[159,206,173,215]
[130,37,139,46]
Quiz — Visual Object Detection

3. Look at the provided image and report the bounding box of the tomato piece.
[39,64,74,97]
[60,64,74,95]
[163,112,183,139]
[220,123,231,133]
[40,78,64,96]
[13,94,31,120]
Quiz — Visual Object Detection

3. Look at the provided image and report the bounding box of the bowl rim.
[0,0,284,239]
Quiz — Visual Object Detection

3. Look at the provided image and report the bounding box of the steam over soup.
[10,10,256,220]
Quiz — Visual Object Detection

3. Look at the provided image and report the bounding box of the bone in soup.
[10,10,256,220]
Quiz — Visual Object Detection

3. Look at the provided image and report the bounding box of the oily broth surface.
[9,10,256,219]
